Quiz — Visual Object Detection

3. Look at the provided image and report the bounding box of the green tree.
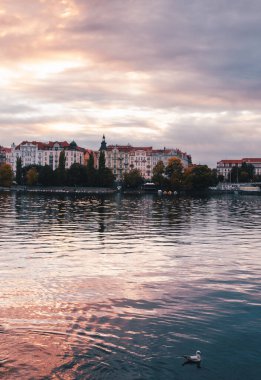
[67,163,88,186]
[240,162,254,182]
[16,157,22,185]
[98,150,106,172]
[123,169,144,189]
[100,167,115,187]
[22,165,41,181]
[38,165,55,186]
[230,162,254,183]
[86,152,98,186]
[26,167,39,186]
[183,165,214,191]
[152,160,165,187]
[87,152,95,171]
[230,165,240,183]
[0,164,13,187]
[210,168,219,186]
[97,150,109,187]
[165,157,184,191]
[56,150,66,185]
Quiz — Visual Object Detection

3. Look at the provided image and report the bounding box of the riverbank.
[0,186,229,196]
[2,185,255,197]
[0,186,179,197]
[0,185,116,194]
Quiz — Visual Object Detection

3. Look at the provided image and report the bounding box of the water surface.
[0,192,260,379]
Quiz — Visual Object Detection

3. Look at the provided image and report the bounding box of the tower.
[99,135,107,151]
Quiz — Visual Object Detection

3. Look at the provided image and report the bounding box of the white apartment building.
[99,136,192,180]
[216,159,242,180]
[243,158,261,176]
[217,158,261,180]
[10,140,85,173]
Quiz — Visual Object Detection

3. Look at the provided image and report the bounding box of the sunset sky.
[1,0,261,167]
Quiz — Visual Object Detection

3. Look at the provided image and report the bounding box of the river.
[0,192,260,379]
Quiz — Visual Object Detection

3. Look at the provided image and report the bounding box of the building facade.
[217,158,261,180]
[242,158,261,176]
[0,146,11,166]
[10,140,85,173]
[216,159,242,180]
[99,136,192,180]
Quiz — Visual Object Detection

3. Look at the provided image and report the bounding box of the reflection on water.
[0,192,261,379]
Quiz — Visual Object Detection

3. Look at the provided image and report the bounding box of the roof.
[47,141,70,149]
[0,147,11,153]
[107,145,135,152]
[106,145,190,159]
[152,149,173,154]
[15,140,85,151]
[242,158,261,163]
[217,159,242,164]
[218,158,261,165]
[84,149,94,154]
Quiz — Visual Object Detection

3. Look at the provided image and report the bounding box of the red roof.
[242,158,261,163]
[152,149,172,154]
[133,147,152,151]
[218,158,261,164]
[47,141,70,148]
[107,145,134,152]
[84,149,94,154]
[0,147,11,153]
[217,159,242,164]
[15,141,86,151]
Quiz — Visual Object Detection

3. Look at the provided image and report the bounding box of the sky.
[1,0,261,167]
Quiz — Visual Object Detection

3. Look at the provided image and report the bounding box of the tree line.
[1,154,256,192]
[124,157,218,192]
[0,151,115,188]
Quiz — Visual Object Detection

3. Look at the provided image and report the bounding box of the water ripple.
[0,193,261,379]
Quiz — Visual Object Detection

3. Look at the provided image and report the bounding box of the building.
[216,159,242,180]
[84,149,98,167]
[10,140,85,173]
[242,158,261,176]
[217,158,261,180]
[0,146,6,165]
[99,136,192,180]
[0,146,11,166]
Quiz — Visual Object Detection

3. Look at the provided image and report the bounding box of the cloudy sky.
[1,0,261,167]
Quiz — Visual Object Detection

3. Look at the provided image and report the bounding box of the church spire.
[99,135,107,151]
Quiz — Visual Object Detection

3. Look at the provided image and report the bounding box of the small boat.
[238,186,261,195]
[142,182,157,192]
